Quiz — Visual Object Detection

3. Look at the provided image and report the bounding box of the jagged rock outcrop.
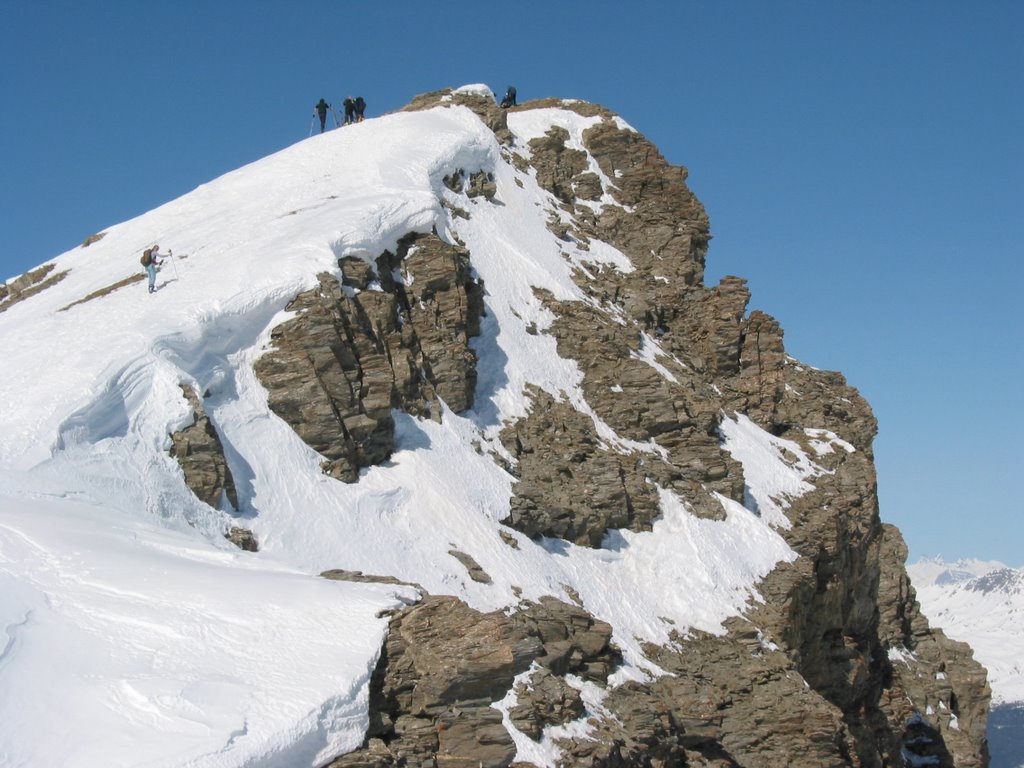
[499,389,665,546]
[876,525,990,766]
[253,232,483,482]
[560,621,858,767]
[447,548,492,584]
[169,384,239,511]
[325,596,618,768]
[512,95,985,766]
[443,169,498,201]
[259,91,989,767]
[167,385,255,550]
[522,99,710,290]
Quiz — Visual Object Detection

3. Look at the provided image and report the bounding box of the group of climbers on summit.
[313,96,366,133]
[313,85,516,135]
[142,85,518,293]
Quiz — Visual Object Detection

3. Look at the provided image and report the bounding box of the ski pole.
[167,250,180,280]
[309,115,316,137]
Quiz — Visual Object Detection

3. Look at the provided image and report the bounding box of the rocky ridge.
[164,89,990,766]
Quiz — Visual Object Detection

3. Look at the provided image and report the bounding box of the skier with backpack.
[500,86,517,108]
[140,244,171,294]
[354,96,366,122]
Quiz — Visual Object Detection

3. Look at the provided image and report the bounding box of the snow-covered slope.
[0,86,824,767]
[909,557,1024,705]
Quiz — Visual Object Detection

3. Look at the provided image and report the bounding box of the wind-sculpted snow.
[0,497,417,767]
[0,105,501,766]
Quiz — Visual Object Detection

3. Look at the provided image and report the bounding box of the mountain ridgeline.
[157,89,990,766]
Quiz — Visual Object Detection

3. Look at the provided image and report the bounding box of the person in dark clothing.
[354,96,366,122]
[314,98,331,132]
[342,96,356,125]
[500,85,517,108]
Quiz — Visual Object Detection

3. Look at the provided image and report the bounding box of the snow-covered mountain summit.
[0,85,991,767]
[910,555,1011,588]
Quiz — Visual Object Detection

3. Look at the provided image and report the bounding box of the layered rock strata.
[253,232,483,482]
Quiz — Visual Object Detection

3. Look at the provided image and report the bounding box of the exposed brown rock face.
[169,384,238,511]
[253,232,484,482]
[876,525,991,767]
[492,99,985,766]
[325,596,618,768]
[499,389,664,547]
[508,670,585,740]
[564,621,860,767]
[254,91,989,767]
[444,169,498,201]
[167,385,256,551]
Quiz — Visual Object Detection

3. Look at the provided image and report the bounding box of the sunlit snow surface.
[0,92,833,766]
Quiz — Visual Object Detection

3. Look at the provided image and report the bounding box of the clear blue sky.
[2,1,1021,566]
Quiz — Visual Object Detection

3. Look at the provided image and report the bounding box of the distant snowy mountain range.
[909,557,1024,705]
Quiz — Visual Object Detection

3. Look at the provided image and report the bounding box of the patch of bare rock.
[0,263,69,313]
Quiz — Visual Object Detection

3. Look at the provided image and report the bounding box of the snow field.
[0,495,417,768]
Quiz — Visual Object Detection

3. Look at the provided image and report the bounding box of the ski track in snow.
[0,90,838,766]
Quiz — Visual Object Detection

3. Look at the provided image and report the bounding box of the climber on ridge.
[313,98,333,133]
[354,96,366,122]
[500,85,517,108]
[141,244,171,294]
[342,96,356,125]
